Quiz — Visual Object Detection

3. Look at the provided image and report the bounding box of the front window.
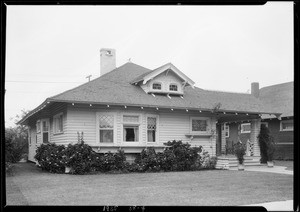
[191,118,208,132]
[147,117,157,142]
[241,123,251,133]
[99,114,114,143]
[53,113,63,134]
[152,83,162,90]
[123,115,140,142]
[280,120,293,131]
[169,84,178,91]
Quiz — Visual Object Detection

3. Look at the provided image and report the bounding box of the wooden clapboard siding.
[49,103,68,144]
[158,111,216,156]
[59,104,217,155]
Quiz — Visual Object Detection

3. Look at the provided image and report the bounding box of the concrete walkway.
[229,165,293,175]
[244,200,293,211]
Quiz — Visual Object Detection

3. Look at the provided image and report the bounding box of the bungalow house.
[18,48,281,163]
[224,82,293,160]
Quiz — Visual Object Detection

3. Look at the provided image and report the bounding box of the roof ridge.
[203,88,249,95]
[260,81,293,90]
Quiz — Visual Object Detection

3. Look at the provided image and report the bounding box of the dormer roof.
[131,62,195,88]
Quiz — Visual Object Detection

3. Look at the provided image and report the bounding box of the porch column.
[221,123,226,153]
[250,119,261,156]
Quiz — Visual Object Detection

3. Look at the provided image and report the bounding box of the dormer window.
[153,83,162,90]
[169,84,178,91]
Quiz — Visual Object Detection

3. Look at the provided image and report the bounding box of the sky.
[5,3,294,127]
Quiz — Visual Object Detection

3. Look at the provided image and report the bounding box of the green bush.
[234,142,246,165]
[164,140,202,171]
[197,150,217,170]
[63,143,95,174]
[92,150,129,172]
[35,143,66,173]
[258,124,275,163]
[134,148,161,172]
[5,137,25,163]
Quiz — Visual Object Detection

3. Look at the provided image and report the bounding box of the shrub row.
[34,140,217,175]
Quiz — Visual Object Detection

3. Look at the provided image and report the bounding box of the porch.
[215,154,261,170]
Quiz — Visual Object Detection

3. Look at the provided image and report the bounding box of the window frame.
[152,82,162,90]
[241,123,251,133]
[41,118,50,143]
[169,83,178,91]
[53,112,64,135]
[225,124,230,138]
[146,114,159,143]
[280,119,293,131]
[96,112,117,145]
[36,120,41,133]
[121,113,141,143]
[190,117,210,134]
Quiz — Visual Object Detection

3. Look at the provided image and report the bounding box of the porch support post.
[221,123,226,153]
[250,119,261,156]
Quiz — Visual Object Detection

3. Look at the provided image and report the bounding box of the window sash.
[152,83,162,90]
[169,84,178,91]
[281,120,293,131]
[225,124,229,137]
[191,119,207,132]
[123,125,139,142]
[54,114,63,133]
[241,123,251,133]
[100,129,114,143]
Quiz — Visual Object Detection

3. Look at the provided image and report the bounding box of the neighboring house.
[260,82,294,160]
[18,48,280,162]
[224,82,294,160]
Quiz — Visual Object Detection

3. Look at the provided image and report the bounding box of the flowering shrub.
[92,150,129,172]
[63,143,95,174]
[34,140,216,174]
[134,148,161,172]
[197,150,217,169]
[164,140,202,171]
[34,143,66,173]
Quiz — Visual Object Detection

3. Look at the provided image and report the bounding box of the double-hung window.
[169,84,178,91]
[123,115,140,142]
[99,114,114,143]
[53,113,64,134]
[152,83,162,90]
[147,116,158,142]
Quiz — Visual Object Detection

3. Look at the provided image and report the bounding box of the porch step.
[216,156,261,170]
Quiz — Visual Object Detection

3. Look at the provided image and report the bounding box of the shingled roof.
[48,62,279,113]
[19,62,282,124]
[259,81,293,118]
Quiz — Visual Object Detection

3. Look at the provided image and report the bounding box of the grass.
[274,160,294,171]
[6,162,293,206]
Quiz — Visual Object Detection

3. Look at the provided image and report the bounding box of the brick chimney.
[251,82,259,98]
[100,48,116,76]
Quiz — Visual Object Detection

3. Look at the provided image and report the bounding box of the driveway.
[6,162,293,206]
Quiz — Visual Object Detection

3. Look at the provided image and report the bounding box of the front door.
[41,119,50,143]
[216,123,222,156]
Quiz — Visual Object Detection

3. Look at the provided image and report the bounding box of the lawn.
[6,162,293,206]
[274,160,294,171]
